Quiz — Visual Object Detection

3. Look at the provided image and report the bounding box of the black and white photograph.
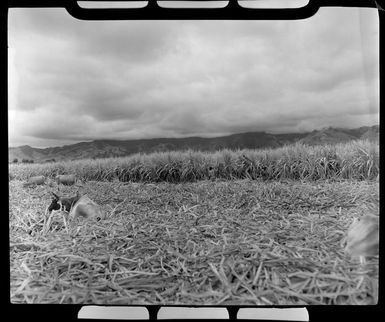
[8,1,379,306]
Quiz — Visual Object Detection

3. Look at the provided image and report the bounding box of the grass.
[9,139,379,182]
[9,179,379,305]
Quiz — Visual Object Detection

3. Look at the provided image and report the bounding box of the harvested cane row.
[9,180,378,304]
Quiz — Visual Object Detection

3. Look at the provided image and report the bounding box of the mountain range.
[8,125,379,163]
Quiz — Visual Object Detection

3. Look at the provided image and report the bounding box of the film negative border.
[6,0,379,20]
[3,1,384,321]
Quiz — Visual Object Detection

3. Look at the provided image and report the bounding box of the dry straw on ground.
[9,179,378,305]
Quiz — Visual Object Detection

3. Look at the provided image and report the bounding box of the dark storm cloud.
[8,7,379,148]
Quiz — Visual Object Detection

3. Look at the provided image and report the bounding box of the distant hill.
[298,125,379,146]
[8,125,379,163]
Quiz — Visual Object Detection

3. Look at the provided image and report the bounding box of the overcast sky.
[8,7,379,148]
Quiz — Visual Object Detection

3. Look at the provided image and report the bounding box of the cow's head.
[48,193,61,212]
